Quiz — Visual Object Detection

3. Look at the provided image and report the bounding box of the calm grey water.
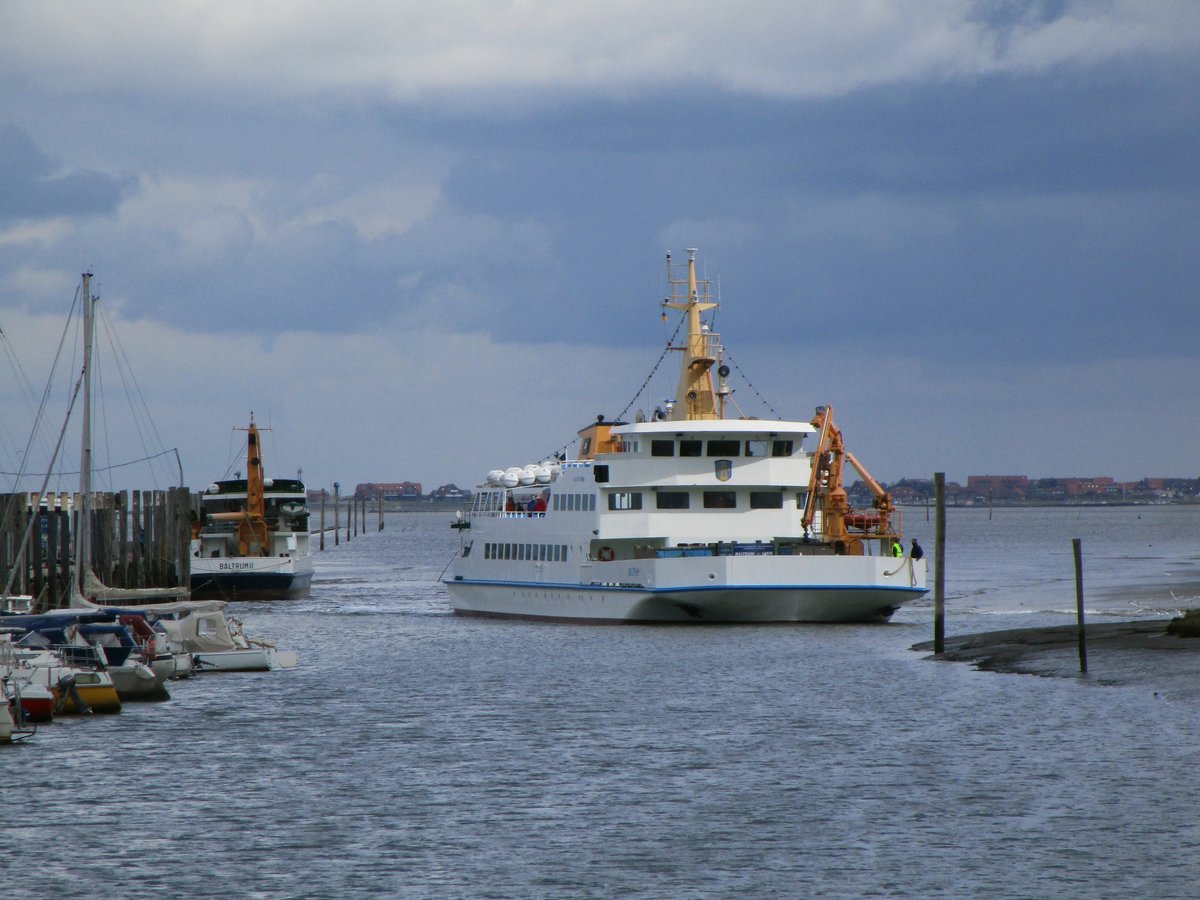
[6,505,1200,898]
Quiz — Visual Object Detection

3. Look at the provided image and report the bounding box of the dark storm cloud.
[398,56,1199,363]
[0,123,130,221]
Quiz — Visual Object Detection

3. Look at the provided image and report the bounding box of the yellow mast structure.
[199,415,271,556]
[237,415,270,556]
[664,249,721,420]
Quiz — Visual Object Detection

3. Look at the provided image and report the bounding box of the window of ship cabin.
[750,491,784,509]
[679,440,702,457]
[580,437,592,457]
[656,491,690,509]
[772,440,794,457]
[594,465,609,483]
[707,439,741,457]
[608,492,643,510]
[651,439,675,457]
[745,440,768,457]
[795,491,809,508]
[703,490,737,509]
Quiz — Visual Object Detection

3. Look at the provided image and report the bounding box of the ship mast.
[663,248,721,420]
[237,414,270,556]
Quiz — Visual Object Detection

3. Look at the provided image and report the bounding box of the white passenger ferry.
[445,250,927,623]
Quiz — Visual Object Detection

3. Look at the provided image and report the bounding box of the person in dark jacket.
[910,538,925,560]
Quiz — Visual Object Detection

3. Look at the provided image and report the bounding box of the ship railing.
[657,541,784,558]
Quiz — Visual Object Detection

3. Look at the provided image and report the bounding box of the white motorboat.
[152,601,298,672]
[445,249,928,623]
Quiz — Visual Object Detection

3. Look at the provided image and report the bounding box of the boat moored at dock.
[445,250,928,623]
[190,417,313,601]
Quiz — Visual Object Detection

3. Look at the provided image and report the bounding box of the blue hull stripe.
[445,578,925,596]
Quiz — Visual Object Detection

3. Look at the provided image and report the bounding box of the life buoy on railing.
[596,546,615,562]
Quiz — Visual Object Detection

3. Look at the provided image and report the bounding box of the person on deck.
[910,538,925,560]
[890,539,903,557]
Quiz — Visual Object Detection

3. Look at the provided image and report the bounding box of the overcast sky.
[2,1,1198,496]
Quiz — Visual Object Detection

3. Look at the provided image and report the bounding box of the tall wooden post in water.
[333,482,340,547]
[1073,538,1088,674]
[319,490,326,551]
[934,472,946,655]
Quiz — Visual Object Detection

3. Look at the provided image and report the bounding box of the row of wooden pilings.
[312,488,385,550]
[0,488,193,612]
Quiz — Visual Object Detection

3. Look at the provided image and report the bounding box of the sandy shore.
[912,619,1200,700]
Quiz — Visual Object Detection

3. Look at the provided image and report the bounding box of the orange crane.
[801,405,899,555]
[192,416,271,556]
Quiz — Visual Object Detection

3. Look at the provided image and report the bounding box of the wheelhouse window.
[679,440,702,457]
[771,440,794,457]
[703,490,737,509]
[608,492,643,510]
[707,439,741,456]
[745,440,769,457]
[651,440,675,457]
[750,491,784,509]
[656,491,690,509]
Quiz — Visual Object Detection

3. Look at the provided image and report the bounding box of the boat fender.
[597,546,615,562]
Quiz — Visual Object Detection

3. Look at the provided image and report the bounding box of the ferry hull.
[447,557,926,624]
[190,560,313,602]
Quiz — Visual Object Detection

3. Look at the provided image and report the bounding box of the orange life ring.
[597,546,615,562]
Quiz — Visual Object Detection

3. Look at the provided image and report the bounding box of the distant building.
[355,482,422,501]
[966,475,1029,500]
[430,483,468,501]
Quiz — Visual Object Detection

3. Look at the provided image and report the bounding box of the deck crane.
[802,405,900,556]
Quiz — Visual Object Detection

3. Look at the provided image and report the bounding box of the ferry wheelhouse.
[445,250,927,623]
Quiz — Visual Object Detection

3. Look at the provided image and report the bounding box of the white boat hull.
[192,648,272,672]
[192,647,297,672]
[190,555,314,602]
[447,556,926,624]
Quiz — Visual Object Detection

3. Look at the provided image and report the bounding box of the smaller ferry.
[190,417,313,601]
[445,249,928,623]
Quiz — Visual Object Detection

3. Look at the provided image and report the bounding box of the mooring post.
[934,471,946,655]
[1073,538,1088,674]
[319,489,326,551]
[378,494,384,532]
[334,482,340,547]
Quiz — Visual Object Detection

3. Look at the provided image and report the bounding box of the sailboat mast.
[75,272,95,598]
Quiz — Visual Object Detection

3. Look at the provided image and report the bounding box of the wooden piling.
[334,484,340,547]
[1073,538,1088,674]
[934,472,946,655]
[319,490,326,551]
[378,494,384,532]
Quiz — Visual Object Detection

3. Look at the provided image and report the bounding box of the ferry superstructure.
[190,417,313,601]
[445,250,927,623]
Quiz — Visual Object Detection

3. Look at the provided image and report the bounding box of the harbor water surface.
[8,505,1200,897]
